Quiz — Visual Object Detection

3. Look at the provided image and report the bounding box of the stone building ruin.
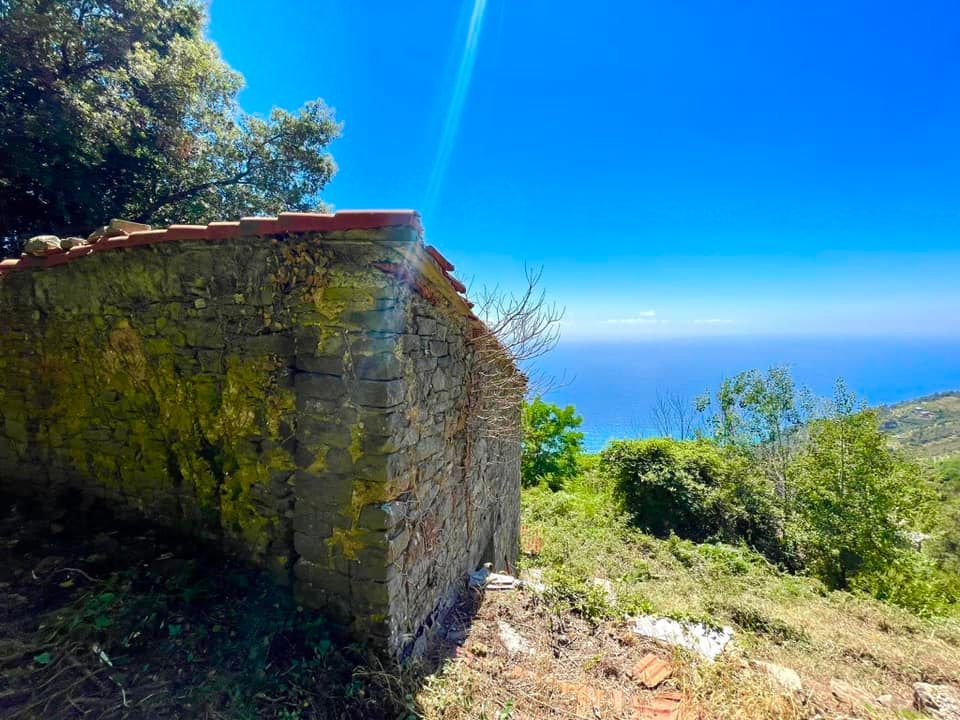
[0,211,521,659]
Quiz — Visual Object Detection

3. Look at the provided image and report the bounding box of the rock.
[591,577,617,605]
[59,236,87,250]
[87,219,143,243]
[23,235,61,256]
[522,567,546,594]
[914,682,960,719]
[497,621,533,655]
[830,679,874,709]
[108,218,150,233]
[754,661,802,694]
[874,694,894,708]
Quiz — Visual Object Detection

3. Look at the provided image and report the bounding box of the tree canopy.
[521,397,584,489]
[787,383,933,589]
[0,0,340,254]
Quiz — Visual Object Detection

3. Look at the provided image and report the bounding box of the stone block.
[294,354,344,375]
[294,373,344,400]
[416,316,437,335]
[356,379,405,408]
[355,352,402,380]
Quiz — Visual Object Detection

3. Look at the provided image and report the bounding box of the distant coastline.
[537,336,960,452]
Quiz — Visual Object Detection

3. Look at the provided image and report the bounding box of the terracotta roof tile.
[12,256,48,269]
[238,216,281,236]
[425,245,454,271]
[633,691,683,720]
[207,221,242,240]
[277,212,336,233]
[628,654,673,688]
[0,212,473,304]
[164,225,209,241]
[329,210,422,232]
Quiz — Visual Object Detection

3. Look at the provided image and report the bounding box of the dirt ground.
[0,493,392,719]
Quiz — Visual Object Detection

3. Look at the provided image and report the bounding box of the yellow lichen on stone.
[328,526,366,561]
[349,422,365,463]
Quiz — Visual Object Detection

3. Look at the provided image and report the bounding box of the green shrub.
[521,397,584,489]
[852,551,960,618]
[600,438,782,556]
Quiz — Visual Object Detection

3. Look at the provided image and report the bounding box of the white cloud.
[604,310,657,324]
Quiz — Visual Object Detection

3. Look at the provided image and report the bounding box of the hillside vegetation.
[429,369,960,719]
[880,391,960,458]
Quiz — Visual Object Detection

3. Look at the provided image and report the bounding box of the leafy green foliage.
[851,551,960,618]
[521,397,584,489]
[930,456,960,576]
[939,456,960,497]
[600,438,782,556]
[0,0,340,253]
[786,383,935,590]
[697,365,815,494]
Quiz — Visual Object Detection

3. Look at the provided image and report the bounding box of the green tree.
[787,383,933,589]
[697,366,815,497]
[0,0,339,254]
[521,397,584,489]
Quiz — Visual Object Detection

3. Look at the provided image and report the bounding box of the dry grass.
[417,589,808,719]
[412,480,960,719]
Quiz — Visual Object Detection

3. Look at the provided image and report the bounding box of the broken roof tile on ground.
[628,653,674,688]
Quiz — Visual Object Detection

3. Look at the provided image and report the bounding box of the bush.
[600,438,782,556]
[851,551,960,618]
[521,398,584,489]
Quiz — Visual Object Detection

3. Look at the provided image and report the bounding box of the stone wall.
[0,213,521,659]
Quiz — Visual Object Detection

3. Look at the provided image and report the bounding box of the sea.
[534,336,960,453]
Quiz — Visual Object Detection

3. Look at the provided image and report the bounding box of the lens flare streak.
[423,0,489,216]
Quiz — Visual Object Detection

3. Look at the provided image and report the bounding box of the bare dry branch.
[651,390,698,440]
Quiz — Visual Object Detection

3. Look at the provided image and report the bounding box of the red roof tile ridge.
[0,210,424,277]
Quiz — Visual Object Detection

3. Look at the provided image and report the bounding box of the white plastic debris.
[92,643,113,667]
[630,615,734,661]
[468,563,523,591]
[485,572,521,590]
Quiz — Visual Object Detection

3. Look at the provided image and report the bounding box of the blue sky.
[207,1,960,339]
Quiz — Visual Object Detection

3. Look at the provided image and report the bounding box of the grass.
[414,467,960,719]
